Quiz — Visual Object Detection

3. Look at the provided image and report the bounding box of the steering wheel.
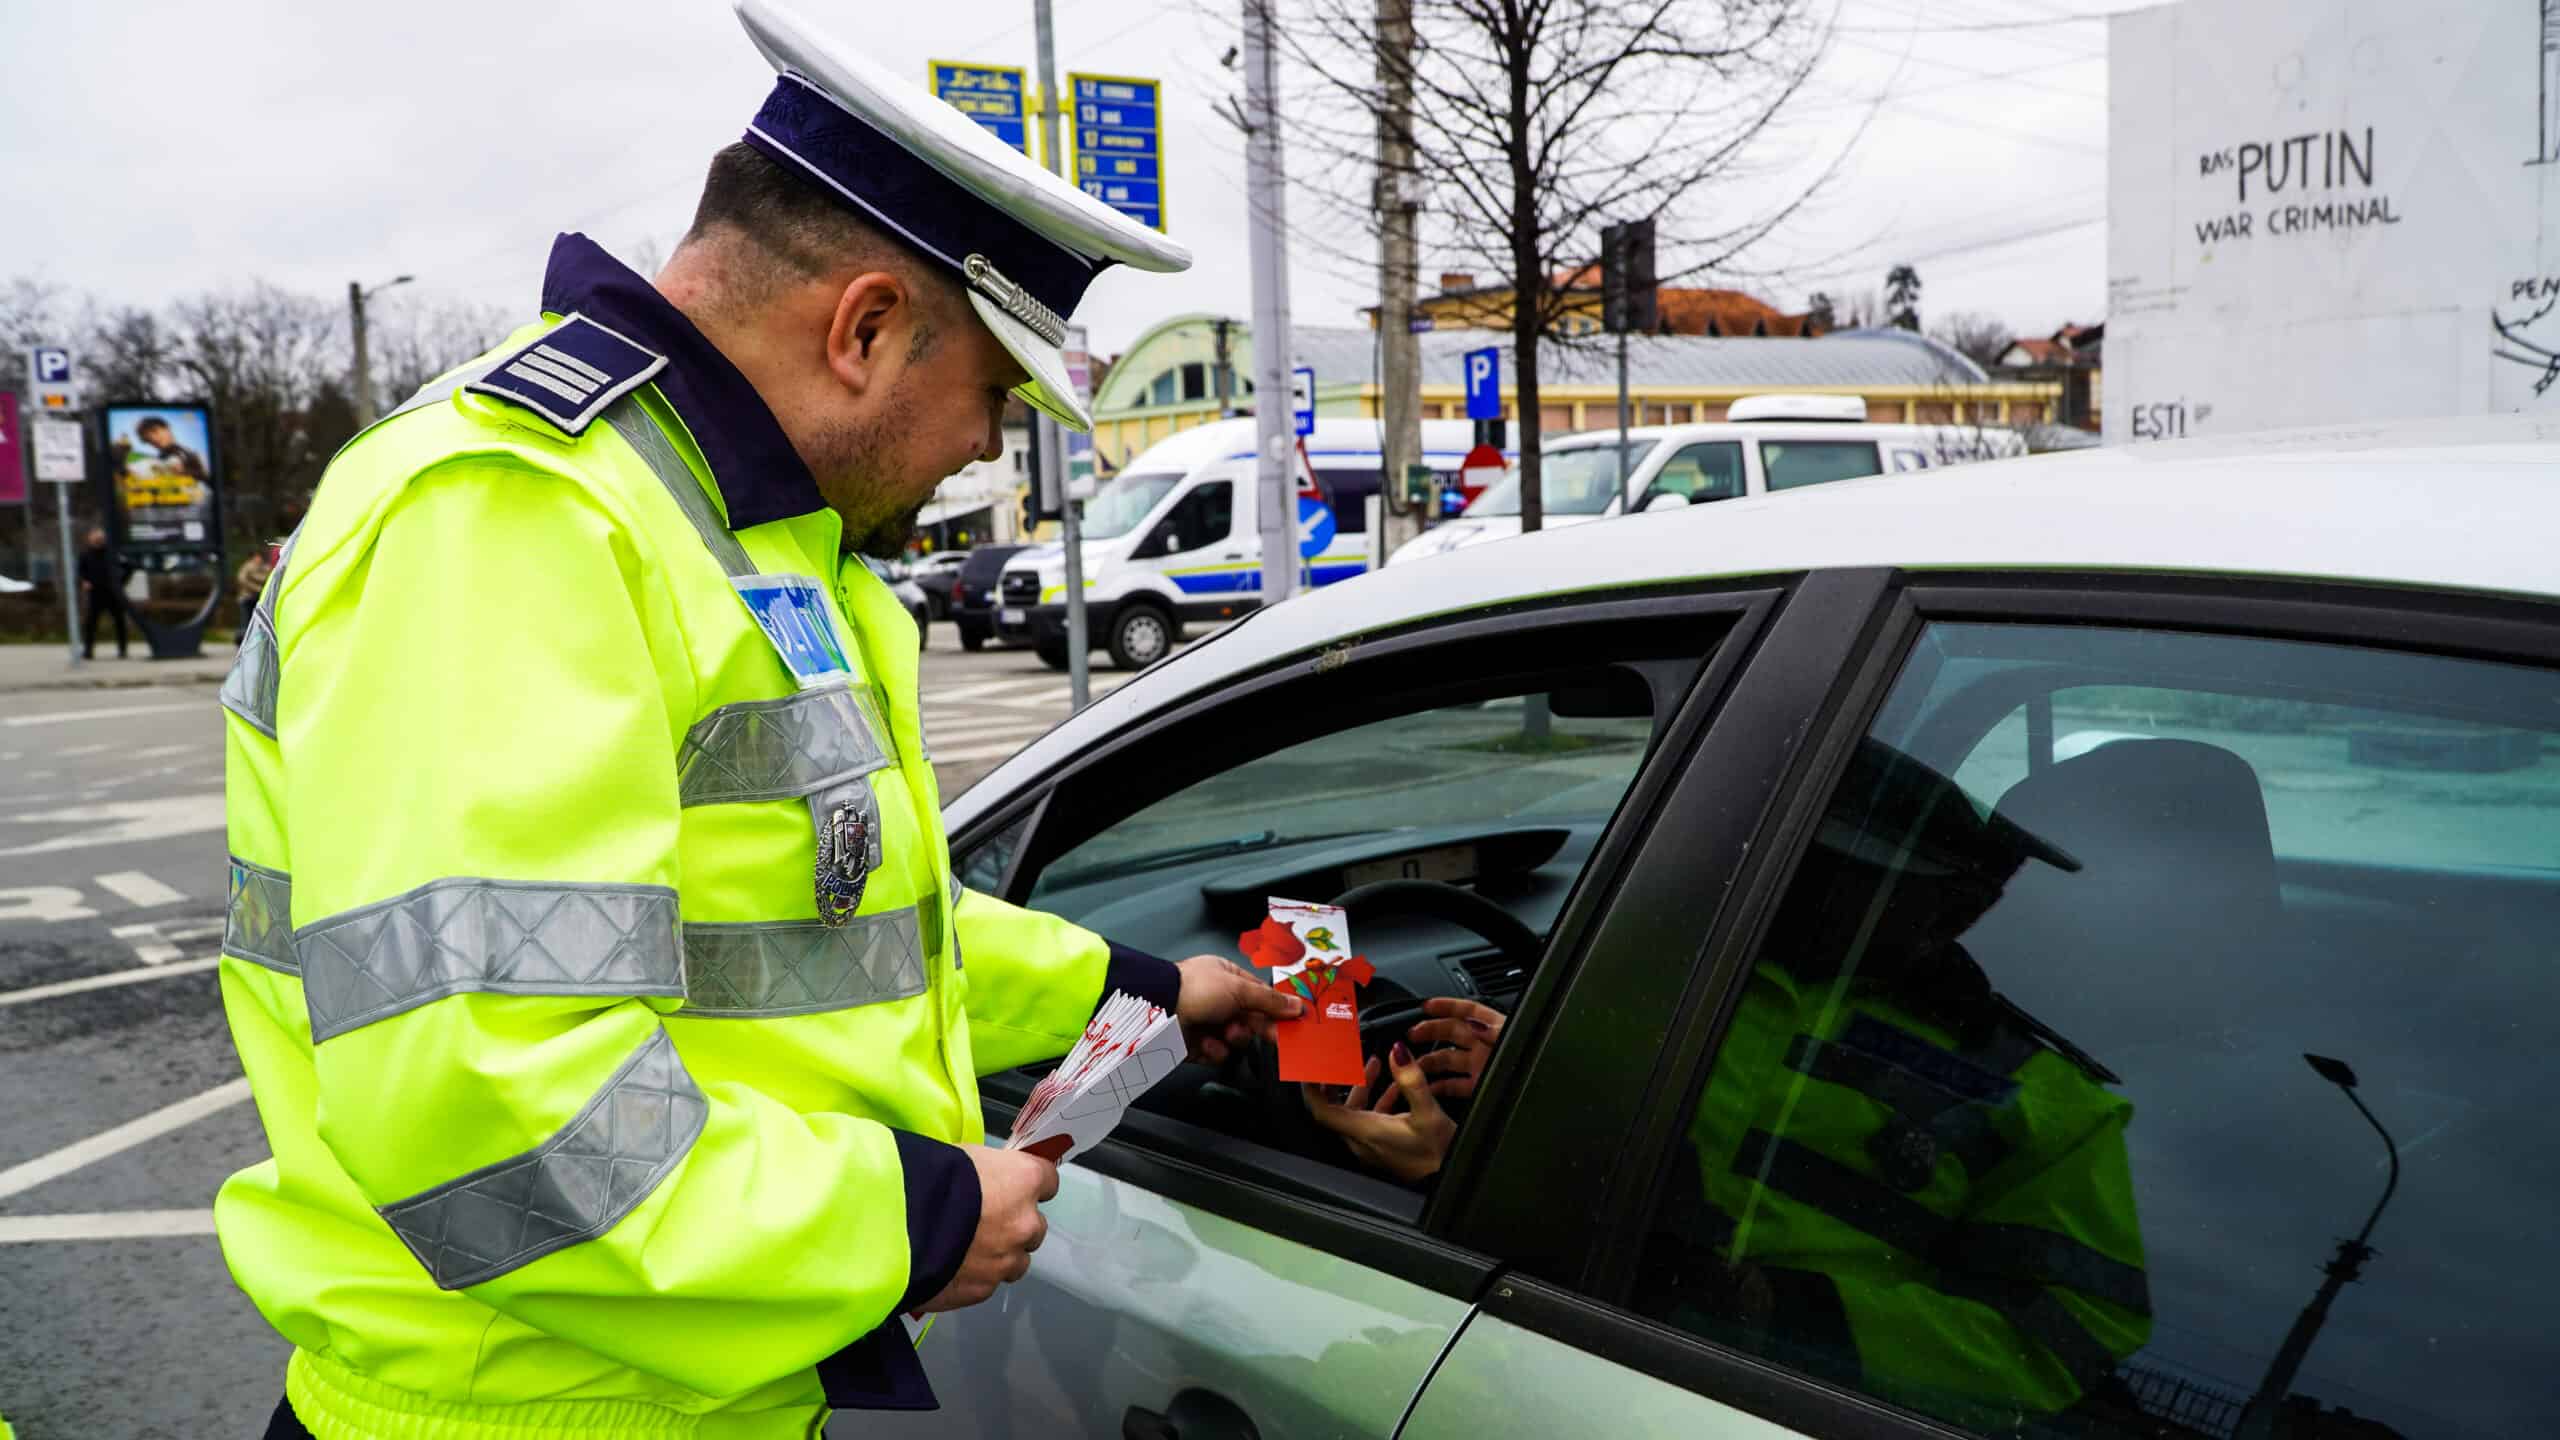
[1207,879,1540,1153]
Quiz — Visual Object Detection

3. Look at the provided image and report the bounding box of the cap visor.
[968,290,1092,432]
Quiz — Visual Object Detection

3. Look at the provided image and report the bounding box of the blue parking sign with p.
[33,348,71,385]
[1464,347,1501,420]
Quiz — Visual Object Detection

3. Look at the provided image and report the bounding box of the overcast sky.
[0,0,2131,360]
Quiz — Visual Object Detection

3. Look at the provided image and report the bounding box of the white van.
[1387,395,2027,566]
[996,417,1506,668]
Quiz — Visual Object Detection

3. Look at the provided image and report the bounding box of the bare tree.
[1277,0,1829,531]
[367,293,515,405]
[170,284,351,541]
[1929,310,2013,370]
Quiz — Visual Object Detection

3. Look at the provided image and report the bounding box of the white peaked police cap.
[732,0,1191,430]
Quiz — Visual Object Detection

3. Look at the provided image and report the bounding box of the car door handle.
[1125,1390,1262,1440]
[1222,551,1246,559]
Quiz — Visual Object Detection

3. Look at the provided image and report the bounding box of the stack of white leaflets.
[1004,991,1186,1164]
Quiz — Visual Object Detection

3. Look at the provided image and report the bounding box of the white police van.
[1387,394,2028,566]
[996,416,1507,669]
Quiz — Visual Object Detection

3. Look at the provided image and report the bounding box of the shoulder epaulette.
[462,313,666,436]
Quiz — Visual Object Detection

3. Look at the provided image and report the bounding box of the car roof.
[1119,416,1504,475]
[1546,419,1997,450]
[952,417,2560,817]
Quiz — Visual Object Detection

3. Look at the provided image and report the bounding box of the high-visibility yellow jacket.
[1674,959,2152,1430]
[216,235,1175,1440]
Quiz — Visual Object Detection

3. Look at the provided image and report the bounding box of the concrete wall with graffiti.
[2108,0,2560,440]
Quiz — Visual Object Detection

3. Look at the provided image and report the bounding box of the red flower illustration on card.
[1238,916,1305,969]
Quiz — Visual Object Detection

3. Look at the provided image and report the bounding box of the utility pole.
[1212,319,1237,417]
[1242,0,1298,606]
[1031,0,1092,709]
[1373,0,1424,560]
[347,274,414,428]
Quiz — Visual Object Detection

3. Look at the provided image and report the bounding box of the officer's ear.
[824,270,915,397]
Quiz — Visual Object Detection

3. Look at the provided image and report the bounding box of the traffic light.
[1602,218,1658,334]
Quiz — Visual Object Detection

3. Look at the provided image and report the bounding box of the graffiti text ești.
[2192,126,2401,244]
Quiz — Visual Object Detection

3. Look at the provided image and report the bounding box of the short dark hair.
[686,142,923,282]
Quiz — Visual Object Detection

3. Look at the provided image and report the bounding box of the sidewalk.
[0,642,237,695]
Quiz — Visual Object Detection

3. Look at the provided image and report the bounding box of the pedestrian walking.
[75,527,128,659]
[215,3,1296,1437]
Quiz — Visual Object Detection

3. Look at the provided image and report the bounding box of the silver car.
[877,419,2560,1440]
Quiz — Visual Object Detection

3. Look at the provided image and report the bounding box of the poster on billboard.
[102,402,218,553]
[2108,0,2560,440]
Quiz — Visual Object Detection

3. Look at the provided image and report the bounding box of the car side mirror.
[1640,491,1691,513]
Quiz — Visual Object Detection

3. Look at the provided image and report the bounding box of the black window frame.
[1463,567,2560,1440]
[1136,479,1233,558]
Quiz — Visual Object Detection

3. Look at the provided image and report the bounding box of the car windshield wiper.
[1045,828,1383,888]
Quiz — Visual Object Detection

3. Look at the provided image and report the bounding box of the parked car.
[1387,394,2027,567]
[897,417,2560,1440]
[995,416,1512,670]
[950,543,1030,652]
[859,554,930,648]
[909,549,970,620]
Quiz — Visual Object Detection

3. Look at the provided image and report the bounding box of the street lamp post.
[348,274,415,428]
[2238,1053,2401,1439]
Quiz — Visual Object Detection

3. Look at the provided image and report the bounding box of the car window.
[1143,480,1232,555]
[1760,439,1881,491]
[991,630,1715,1195]
[1647,441,1745,504]
[1633,619,2560,1440]
[1466,443,1649,517]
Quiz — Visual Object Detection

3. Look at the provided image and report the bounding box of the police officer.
[218,3,1297,1435]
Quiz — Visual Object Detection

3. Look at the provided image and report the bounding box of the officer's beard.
[812,386,932,559]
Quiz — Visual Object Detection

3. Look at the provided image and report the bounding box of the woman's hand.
[1301,1045,1456,1184]
[1405,998,1505,1099]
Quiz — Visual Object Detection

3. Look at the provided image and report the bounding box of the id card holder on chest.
[732,574,882,928]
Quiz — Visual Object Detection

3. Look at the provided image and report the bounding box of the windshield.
[1463,442,1653,518]
[1079,470,1184,540]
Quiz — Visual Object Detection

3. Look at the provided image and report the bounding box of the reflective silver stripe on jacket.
[298,878,684,1043]
[676,688,890,806]
[223,856,297,975]
[217,530,297,739]
[601,400,755,578]
[376,1027,706,1291]
[679,907,926,1018]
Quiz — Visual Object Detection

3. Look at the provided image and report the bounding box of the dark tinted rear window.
[958,545,1029,584]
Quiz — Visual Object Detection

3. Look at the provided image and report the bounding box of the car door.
[1404,571,2560,1440]
[874,581,1804,1439]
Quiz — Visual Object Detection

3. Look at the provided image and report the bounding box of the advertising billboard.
[2107,0,2560,439]
[0,392,21,506]
[102,402,218,552]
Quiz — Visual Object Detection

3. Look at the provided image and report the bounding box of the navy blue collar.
[539,232,824,530]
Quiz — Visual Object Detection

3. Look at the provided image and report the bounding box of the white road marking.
[0,1078,253,1202]
[161,919,225,944]
[111,922,183,965]
[920,715,1047,741]
[127,743,196,760]
[56,742,112,757]
[0,792,225,857]
[922,679,1051,704]
[2,701,200,728]
[0,1209,218,1243]
[0,956,220,1008]
[928,738,1036,765]
[96,870,186,909]
[0,886,97,923]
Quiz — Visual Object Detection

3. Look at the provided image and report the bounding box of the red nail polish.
[1391,1042,1412,1067]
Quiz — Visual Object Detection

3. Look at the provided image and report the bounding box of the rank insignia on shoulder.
[463,313,667,436]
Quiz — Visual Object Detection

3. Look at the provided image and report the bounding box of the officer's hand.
[917,1146,1060,1314]
[1405,997,1506,1100]
[1175,954,1302,1064]
[1301,1045,1456,1184]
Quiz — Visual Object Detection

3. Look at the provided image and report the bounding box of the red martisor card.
[1244,899,1376,1087]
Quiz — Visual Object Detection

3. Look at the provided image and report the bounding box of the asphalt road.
[0,625,1179,1439]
